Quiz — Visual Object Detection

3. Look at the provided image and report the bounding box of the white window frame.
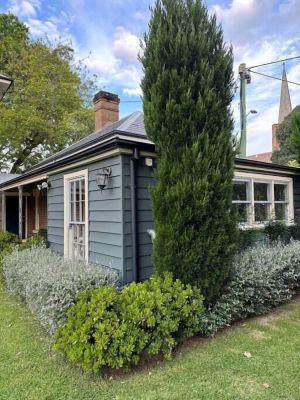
[232,178,251,225]
[253,180,272,224]
[274,183,289,221]
[64,169,89,262]
[233,172,294,228]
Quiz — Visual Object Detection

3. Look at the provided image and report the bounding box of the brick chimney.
[93,90,120,131]
[272,123,280,152]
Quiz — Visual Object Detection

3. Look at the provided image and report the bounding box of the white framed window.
[232,180,251,224]
[253,181,271,223]
[274,183,288,221]
[233,172,294,227]
[64,169,88,262]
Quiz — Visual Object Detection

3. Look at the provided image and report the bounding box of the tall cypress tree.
[141,0,238,303]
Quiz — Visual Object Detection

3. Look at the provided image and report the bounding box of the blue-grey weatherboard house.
[1,91,300,284]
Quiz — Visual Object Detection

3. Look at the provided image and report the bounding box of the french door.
[64,170,88,261]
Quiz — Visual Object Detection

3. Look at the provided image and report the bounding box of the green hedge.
[3,246,118,334]
[237,222,300,251]
[202,240,300,335]
[0,230,20,253]
[0,231,48,285]
[54,273,204,372]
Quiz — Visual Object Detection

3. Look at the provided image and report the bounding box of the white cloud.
[133,11,149,22]
[25,18,60,39]
[75,24,142,95]
[113,26,140,64]
[8,0,40,17]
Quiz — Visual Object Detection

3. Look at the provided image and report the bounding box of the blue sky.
[1,0,300,155]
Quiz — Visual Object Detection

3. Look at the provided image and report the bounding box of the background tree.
[141,0,238,304]
[272,106,300,165]
[0,14,95,172]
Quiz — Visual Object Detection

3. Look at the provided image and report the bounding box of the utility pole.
[238,63,251,158]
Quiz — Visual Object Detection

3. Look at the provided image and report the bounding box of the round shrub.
[54,273,204,372]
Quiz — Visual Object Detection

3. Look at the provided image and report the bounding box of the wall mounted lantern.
[37,181,50,191]
[96,167,111,191]
[0,74,13,101]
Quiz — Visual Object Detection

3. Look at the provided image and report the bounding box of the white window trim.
[64,169,89,262]
[233,172,294,228]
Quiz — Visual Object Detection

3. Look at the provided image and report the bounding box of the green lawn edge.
[1,286,300,400]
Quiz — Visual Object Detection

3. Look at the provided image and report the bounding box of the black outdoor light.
[96,167,111,191]
[0,74,13,101]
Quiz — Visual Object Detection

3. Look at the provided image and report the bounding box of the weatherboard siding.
[47,156,124,276]
[122,155,155,283]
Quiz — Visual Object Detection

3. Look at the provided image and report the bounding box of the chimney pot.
[93,90,120,131]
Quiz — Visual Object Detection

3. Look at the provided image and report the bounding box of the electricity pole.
[238,63,251,158]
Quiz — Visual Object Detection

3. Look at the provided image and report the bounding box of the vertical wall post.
[34,190,40,231]
[1,191,5,231]
[18,185,23,239]
[130,148,139,282]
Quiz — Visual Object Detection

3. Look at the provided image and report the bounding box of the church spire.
[278,62,292,123]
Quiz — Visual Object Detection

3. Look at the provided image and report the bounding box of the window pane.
[254,182,269,201]
[233,182,248,201]
[70,201,74,222]
[81,201,85,222]
[78,244,85,260]
[81,179,85,201]
[70,181,75,202]
[274,184,287,202]
[78,225,85,244]
[275,203,287,220]
[75,201,80,222]
[75,180,80,202]
[233,203,248,223]
[255,203,269,222]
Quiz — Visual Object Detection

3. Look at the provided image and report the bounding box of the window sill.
[239,221,294,230]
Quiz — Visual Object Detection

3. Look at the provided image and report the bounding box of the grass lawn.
[1,286,300,400]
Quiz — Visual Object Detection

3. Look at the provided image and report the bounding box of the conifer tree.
[141,0,238,303]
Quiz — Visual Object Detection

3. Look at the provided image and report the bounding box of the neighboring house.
[1,90,300,284]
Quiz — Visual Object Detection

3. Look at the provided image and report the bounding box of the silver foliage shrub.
[3,246,118,334]
[202,240,300,335]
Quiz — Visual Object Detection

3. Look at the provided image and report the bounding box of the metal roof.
[0,173,19,185]
[1,109,300,189]
[27,111,146,171]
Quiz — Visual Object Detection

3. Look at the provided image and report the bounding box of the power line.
[249,70,300,86]
[248,55,300,70]
[122,100,143,103]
